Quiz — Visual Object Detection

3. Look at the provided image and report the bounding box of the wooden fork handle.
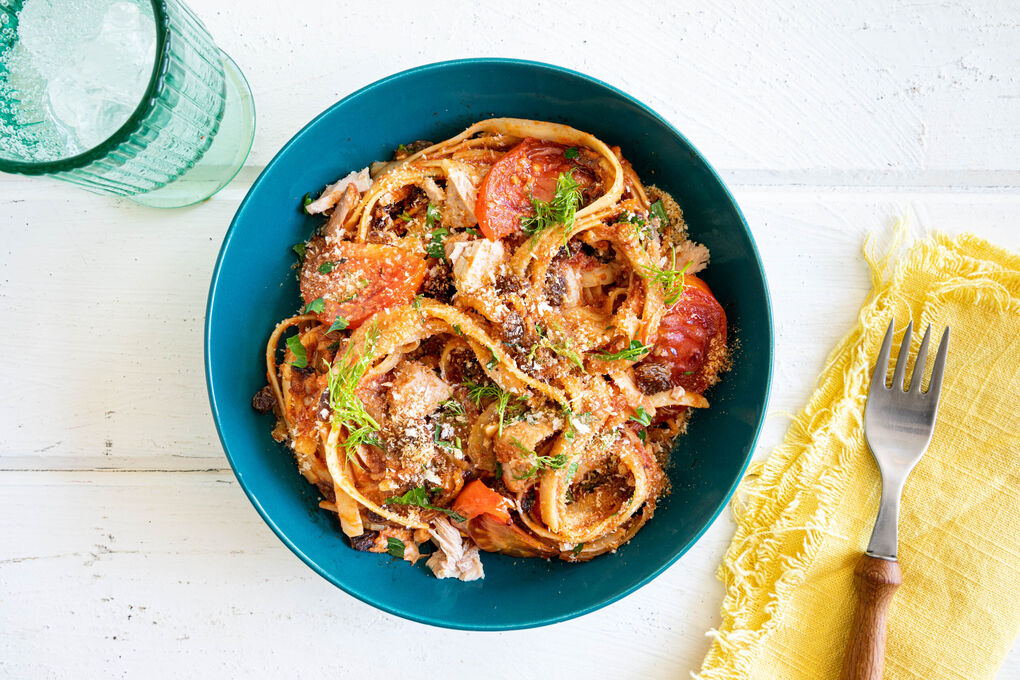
[839,554,902,680]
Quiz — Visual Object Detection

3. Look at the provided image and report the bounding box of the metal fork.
[840,319,950,680]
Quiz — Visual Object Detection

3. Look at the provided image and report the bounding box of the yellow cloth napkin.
[696,231,1020,680]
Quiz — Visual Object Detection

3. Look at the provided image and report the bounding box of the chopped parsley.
[649,199,669,226]
[301,193,312,213]
[305,297,325,314]
[397,143,409,155]
[641,245,692,306]
[327,316,349,333]
[412,294,423,313]
[564,147,579,160]
[425,203,441,228]
[571,543,585,555]
[399,211,412,223]
[285,334,308,368]
[426,228,448,260]
[486,345,499,370]
[318,261,335,274]
[385,487,467,522]
[520,169,582,243]
[292,242,306,259]
[595,339,652,361]
[328,323,382,455]
[465,227,481,236]
[630,406,652,427]
[386,537,405,558]
[433,421,463,453]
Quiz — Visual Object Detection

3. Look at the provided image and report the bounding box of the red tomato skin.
[475,138,584,241]
[645,275,727,393]
[300,240,426,329]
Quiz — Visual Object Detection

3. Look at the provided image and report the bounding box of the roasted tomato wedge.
[475,137,593,240]
[452,479,514,524]
[636,275,727,394]
[300,238,426,329]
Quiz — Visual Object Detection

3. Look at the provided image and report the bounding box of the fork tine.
[926,326,951,398]
[907,325,932,392]
[891,321,914,391]
[871,319,895,391]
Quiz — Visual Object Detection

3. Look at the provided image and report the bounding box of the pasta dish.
[252,118,729,581]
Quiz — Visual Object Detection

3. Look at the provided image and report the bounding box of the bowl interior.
[206,59,772,630]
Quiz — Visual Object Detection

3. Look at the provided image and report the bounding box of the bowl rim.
[204,57,773,631]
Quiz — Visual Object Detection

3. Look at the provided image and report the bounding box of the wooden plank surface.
[1,1,1018,677]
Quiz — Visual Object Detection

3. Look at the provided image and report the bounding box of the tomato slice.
[452,479,514,524]
[300,239,427,329]
[640,275,727,393]
[475,137,589,241]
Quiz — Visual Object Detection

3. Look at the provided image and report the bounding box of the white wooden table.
[2,2,1018,677]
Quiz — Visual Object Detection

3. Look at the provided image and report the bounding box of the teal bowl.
[205,58,772,630]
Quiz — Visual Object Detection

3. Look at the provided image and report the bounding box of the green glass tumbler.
[0,0,254,208]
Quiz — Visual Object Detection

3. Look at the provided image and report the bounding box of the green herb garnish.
[571,543,585,555]
[486,345,499,370]
[327,316,349,333]
[301,193,312,213]
[385,487,467,522]
[564,147,579,160]
[318,261,335,274]
[328,323,381,454]
[617,211,652,242]
[305,297,325,314]
[630,406,652,427]
[433,422,463,453]
[386,537,405,558]
[595,339,652,361]
[426,228,448,259]
[641,245,692,306]
[293,242,306,259]
[440,398,464,415]
[285,334,308,368]
[425,203,441,228]
[649,199,668,226]
[520,169,582,244]
[399,211,412,223]
[466,381,525,437]
[533,323,585,371]
[509,439,568,479]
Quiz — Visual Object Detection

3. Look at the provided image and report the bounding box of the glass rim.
[0,0,171,175]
